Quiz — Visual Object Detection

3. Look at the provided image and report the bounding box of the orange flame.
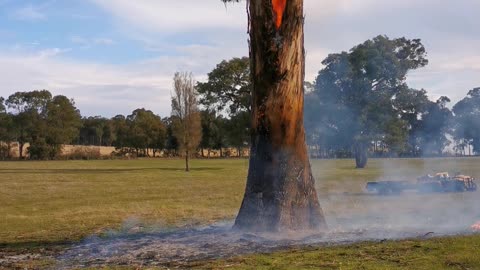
[272,0,287,29]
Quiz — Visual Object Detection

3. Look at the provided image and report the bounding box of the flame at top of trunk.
[272,0,287,29]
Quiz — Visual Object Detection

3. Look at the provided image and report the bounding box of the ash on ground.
[56,221,472,269]
[3,190,479,269]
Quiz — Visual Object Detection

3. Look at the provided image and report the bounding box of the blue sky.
[0,0,479,117]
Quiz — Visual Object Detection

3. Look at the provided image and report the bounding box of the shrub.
[66,147,101,160]
[28,139,57,160]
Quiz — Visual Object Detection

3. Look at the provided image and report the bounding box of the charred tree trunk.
[354,142,368,169]
[234,0,326,232]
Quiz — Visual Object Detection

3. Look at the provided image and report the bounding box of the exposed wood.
[234,0,327,232]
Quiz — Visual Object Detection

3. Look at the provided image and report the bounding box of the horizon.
[0,0,479,118]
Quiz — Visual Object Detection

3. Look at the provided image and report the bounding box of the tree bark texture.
[234,0,327,232]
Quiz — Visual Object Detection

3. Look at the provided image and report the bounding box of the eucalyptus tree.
[453,88,480,154]
[126,108,166,156]
[6,90,52,159]
[197,57,251,115]
[44,95,82,157]
[418,96,453,155]
[222,0,326,232]
[311,36,428,168]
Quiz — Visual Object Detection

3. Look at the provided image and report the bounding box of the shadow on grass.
[0,167,224,174]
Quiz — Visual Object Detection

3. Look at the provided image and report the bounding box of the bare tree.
[171,72,202,172]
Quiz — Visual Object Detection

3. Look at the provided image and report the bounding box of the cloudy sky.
[0,0,478,117]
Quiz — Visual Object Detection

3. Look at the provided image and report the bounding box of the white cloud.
[0,43,248,117]
[1,0,479,117]
[90,0,247,33]
[37,48,71,59]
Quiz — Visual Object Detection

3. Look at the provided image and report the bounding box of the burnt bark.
[234,0,327,232]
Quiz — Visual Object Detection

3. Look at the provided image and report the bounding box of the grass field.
[1,157,480,269]
[0,159,249,246]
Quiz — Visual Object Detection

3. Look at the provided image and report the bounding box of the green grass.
[204,235,480,270]
[1,157,480,269]
[0,159,249,245]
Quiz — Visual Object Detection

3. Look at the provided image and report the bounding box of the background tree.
[111,115,128,149]
[200,110,227,157]
[79,117,108,146]
[163,116,180,157]
[223,0,327,232]
[43,95,82,158]
[126,108,166,157]
[0,97,5,113]
[198,57,252,154]
[0,97,14,159]
[6,90,52,159]
[197,57,251,115]
[417,96,452,156]
[308,36,428,168]
[171,72,202,171]
[224,111,250,157]
[453,88,480,154]
[393,87,431,156]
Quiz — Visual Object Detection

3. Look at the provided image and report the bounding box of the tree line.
[1,35,479,167]
[0,73,248,161]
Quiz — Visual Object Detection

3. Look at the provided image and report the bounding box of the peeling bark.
[234,0,327,232]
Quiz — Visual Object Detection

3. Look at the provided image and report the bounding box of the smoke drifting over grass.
[317,158,480,235]
[54,159,480,269]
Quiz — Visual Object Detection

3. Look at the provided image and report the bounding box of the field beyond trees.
[1,158,480,269]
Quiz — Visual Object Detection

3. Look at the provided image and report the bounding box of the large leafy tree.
[197,57,251,115]
[44,95,82,157]
[111,115,128,149]
[453,88,480,154]
[393,87,431,156]
[200,110,228,157]
[223,0,327,232]
[310,36,428,168]
[417,96,453,155]
[6,90,52,159]
[79,117,109,146]
[126,108,166,156]
[197,57,251,153]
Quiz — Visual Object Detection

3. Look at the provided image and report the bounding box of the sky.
[0,0,479,117]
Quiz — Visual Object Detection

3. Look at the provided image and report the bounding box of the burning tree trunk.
[233,0,327,232]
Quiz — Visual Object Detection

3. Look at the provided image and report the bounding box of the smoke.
[53,158,479,269]
[315,158,480,236]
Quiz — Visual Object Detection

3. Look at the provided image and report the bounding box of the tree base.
[233,144,327,232]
